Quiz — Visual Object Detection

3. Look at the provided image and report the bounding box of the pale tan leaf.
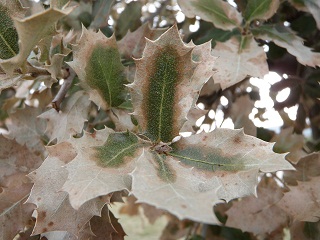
[226,178,288,235]
[0,73,22,92]
[0,7,73,75]
[27,156,111,236]
[61,129,145,210]
[170,128,294,201]
[39,91,90,143]
[212,37,268,90]
[131,149,223,224]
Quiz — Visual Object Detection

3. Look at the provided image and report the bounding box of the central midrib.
[157,60,170,141]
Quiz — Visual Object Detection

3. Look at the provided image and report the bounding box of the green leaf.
[244,0,280,22]
[0,7,72,75]
[252,24,320,67]
[170,128,294,201]
[68,27,128,109]
[0,3,19,59]
[131,149,223,224]
[95,131,142,168]
[178,0,242,30]
[62,130,146,209]
[129,25,215,143]
[89,0,115,29]
[115,1,142,38]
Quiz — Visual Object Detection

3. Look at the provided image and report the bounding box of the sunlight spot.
[176,11,185,23]
[59,79,64,85]
[284,105,298,121]
[180,132,192,137]
[189,20,199,32]
[197,102,205,110]
[147,3,157,13]
[246,86,252,92]
[227,0,237,7]
[276,87,290,102]
[220,118,234,129]
[220,96,228,106]
[208,110,215,119]
[284,21,290,27]
[283,73,288,79]
[196,115,205,127]
[263,44,269,52]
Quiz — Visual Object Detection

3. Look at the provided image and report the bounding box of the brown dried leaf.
[226,178,288,235]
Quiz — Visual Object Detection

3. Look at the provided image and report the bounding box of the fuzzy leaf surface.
[212,37,268,90]
[68,27,127,109]
[244,0,280,22]
[62,131,145,209]
[131,150,223,224]
[252,24,320,67]
[0,0,25,60]
[0,7,72,74]
[170,128,294,201]
[129,25,214,143]
[27,129,113,236]
[39,91,90,143]
[178,0,242,30]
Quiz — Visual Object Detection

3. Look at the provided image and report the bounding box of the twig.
[52,68,75,111]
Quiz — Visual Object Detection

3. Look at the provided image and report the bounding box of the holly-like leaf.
[6,106,46,153]
[118,23,166,59]
[27,129,112,236]
[243,0,280,22]
[212,36,268,90]
[252,24,320,67]
[225,178,288,235]
[131,149,223,224]
[128,25,215,143]
[169,128,294,201]
[278,177,320,222]
[62,131,145,209]
[178,0,242,30]
[39,91,90,143]
[0,7,73,75]
[0,0,25,60]
[68,27,128,109]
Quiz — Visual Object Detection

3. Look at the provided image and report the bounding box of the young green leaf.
[0,7,72,75]
[252,24,320,67]
[68,27,128,109]
[244,0,280,22]
[129,25,215,143]
[178,0,242,30]
[212,36,268,90]
[0,0,25,60]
